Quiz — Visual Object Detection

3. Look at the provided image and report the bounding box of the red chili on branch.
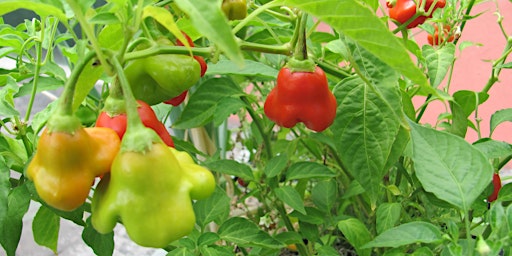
[427,24,455,45]
[387,0,446,29]
[488,173,502,202]
[96,100,174,147]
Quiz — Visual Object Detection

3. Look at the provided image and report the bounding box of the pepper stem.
[47,50,97,133]
[102,80,126,117]
[287,12,316,73]
[111,55,161,152]
[293,12,308,61]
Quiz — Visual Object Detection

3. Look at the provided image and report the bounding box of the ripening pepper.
[222,0,247,20]
[91,143,215,248]
[387,0,446,29]
[488,173,501,202]
[427,24,454,45]
[165,33,208,106]
[27,121,120,211]
[125,40,201,105]
[264,61,337,132]
[96,99,174,147]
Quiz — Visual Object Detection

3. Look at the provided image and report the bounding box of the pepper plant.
[1,0,512,255]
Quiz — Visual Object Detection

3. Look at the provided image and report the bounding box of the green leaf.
[274,186,306,215]
[264,154,288,178]
[281,0,429,88]
[363,222,442,249]
[166,247,194,256]
[409,121,493,211]
[453,90,489,118]
[206,60,279,80]
[32,206,60,253]
[218,217,284,249]
[174,77,243,129]
[0,77,20,118]
[447,101,468,138]
[82,217,114,256]
[285,162,336,181]
[376,203,402,234]
[0,161,10,232]
[72,55,103,111]
[0,1,67,22]
[98,24,124,51]
[205,159,254,181]
[89,12,120,24]
[311,180,336,212]
[332,76,404,206]
[16,76,65,97]
[174,0,244,65]
[422,44,455,87]
[212,97,245,126]
[289,207,325,225]
[142,6,188,48]
[473,138,512,160]
[338,218,372,256]
[490,108,512,136]
[0,184,30,256]
[197,232,220,246]
[193,187,231,228]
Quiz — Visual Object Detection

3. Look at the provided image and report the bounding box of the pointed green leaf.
[82,217,114,256]
[422,44,455,87]
[205,160,254,181]
[274,186,306,215]
[473,139,512,160]
[0,184,30,256]
[218,217,284,249]
[174,77,243,129]
[311,180,337,212]
[206,60,279,80]
[338,218,372,256]
[285,162,336,181]
[409,121,493,211]
[363,222,442,248]
[332,76,403,206]
[174,0,244,65]
[281,0,429,88]
[193,187,231,227]
[0,1,67,22]
[376,203,402,234]
[32,206,60,253]
[264,154,288,178]
[490,108,512,136]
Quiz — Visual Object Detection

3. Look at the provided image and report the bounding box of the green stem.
[463,211,473,256]
[275,202,309,255]
[293,12,308,61]
[241,96,272,158]
[482,38,512,94]
[57,50,97,115]
[232,0,282,34]
[316,60,352,79]
[415,94,432,123]
[239,40,291,55]
[65,0,112,76]
[110,57,144,130]
[24,23,44,123]
[124,46,212,61]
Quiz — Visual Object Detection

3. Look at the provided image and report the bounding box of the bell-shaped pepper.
[91,143,215,248]
[387,0,446,29]
[264,62,337,132]
[27,124,120,211]
[125,39,201,105]
[96,99,174,147]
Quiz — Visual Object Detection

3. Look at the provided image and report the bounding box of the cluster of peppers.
[26,32,215,248]
[386,0,454,46]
